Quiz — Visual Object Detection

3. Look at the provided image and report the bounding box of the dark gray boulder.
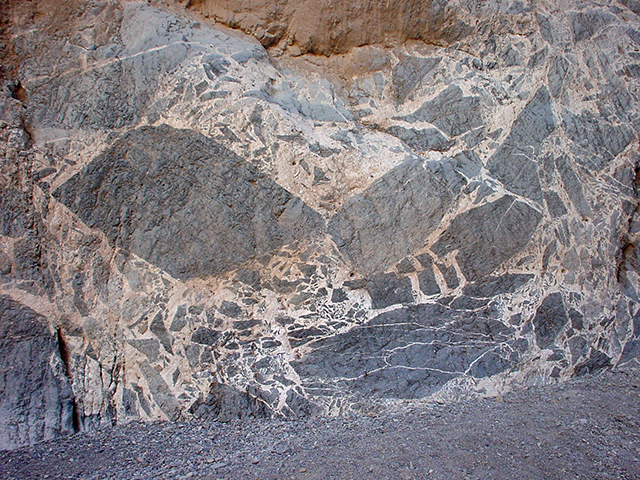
[398,85,483,137]
[432,196,543,282]
[486,87,555,202]
[293,303,516,399]
[0,296,75,450]
[329,157,465,276]
[533,292,569,349]
[54,125,324,280]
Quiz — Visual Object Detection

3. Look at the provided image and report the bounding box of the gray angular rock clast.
[54,125,324,280]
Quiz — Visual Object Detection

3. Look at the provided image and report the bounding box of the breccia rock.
[1,0,640,449]
[53,125,324,280]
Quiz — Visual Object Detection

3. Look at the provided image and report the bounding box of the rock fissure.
[55,328,82,433]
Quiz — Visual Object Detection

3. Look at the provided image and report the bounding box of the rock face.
[186,0,478,55]
[0,296,75,450]
[1,0,640,449]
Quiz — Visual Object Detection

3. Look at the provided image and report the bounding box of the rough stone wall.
[1,0,640,449]
[184,0,488,55]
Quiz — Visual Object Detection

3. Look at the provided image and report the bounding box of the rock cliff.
[1,0,640,450]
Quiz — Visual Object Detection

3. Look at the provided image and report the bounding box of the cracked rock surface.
[1,0,640,450]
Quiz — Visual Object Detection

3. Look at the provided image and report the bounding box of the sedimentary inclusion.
[1,0,640,449]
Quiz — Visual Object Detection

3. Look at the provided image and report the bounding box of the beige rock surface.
[183,0,523,55]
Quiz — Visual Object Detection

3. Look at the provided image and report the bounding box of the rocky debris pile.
[1,360,639,480]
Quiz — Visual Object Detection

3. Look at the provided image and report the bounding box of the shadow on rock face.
[53,125,324,280]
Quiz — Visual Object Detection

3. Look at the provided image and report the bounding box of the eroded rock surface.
[1,0,640,449]
[0,296,75,450]
[185,0,484,55]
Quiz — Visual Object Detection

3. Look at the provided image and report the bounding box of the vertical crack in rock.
[617,160,640,300]
[56,329,81,433]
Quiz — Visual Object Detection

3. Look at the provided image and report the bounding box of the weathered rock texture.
[1,0,640,449]
[185,0,483,55]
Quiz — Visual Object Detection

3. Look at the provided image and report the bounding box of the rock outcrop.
[1,0,640,449]
[185,0,478,55]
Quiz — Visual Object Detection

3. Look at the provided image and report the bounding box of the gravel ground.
[2,360,640,480]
